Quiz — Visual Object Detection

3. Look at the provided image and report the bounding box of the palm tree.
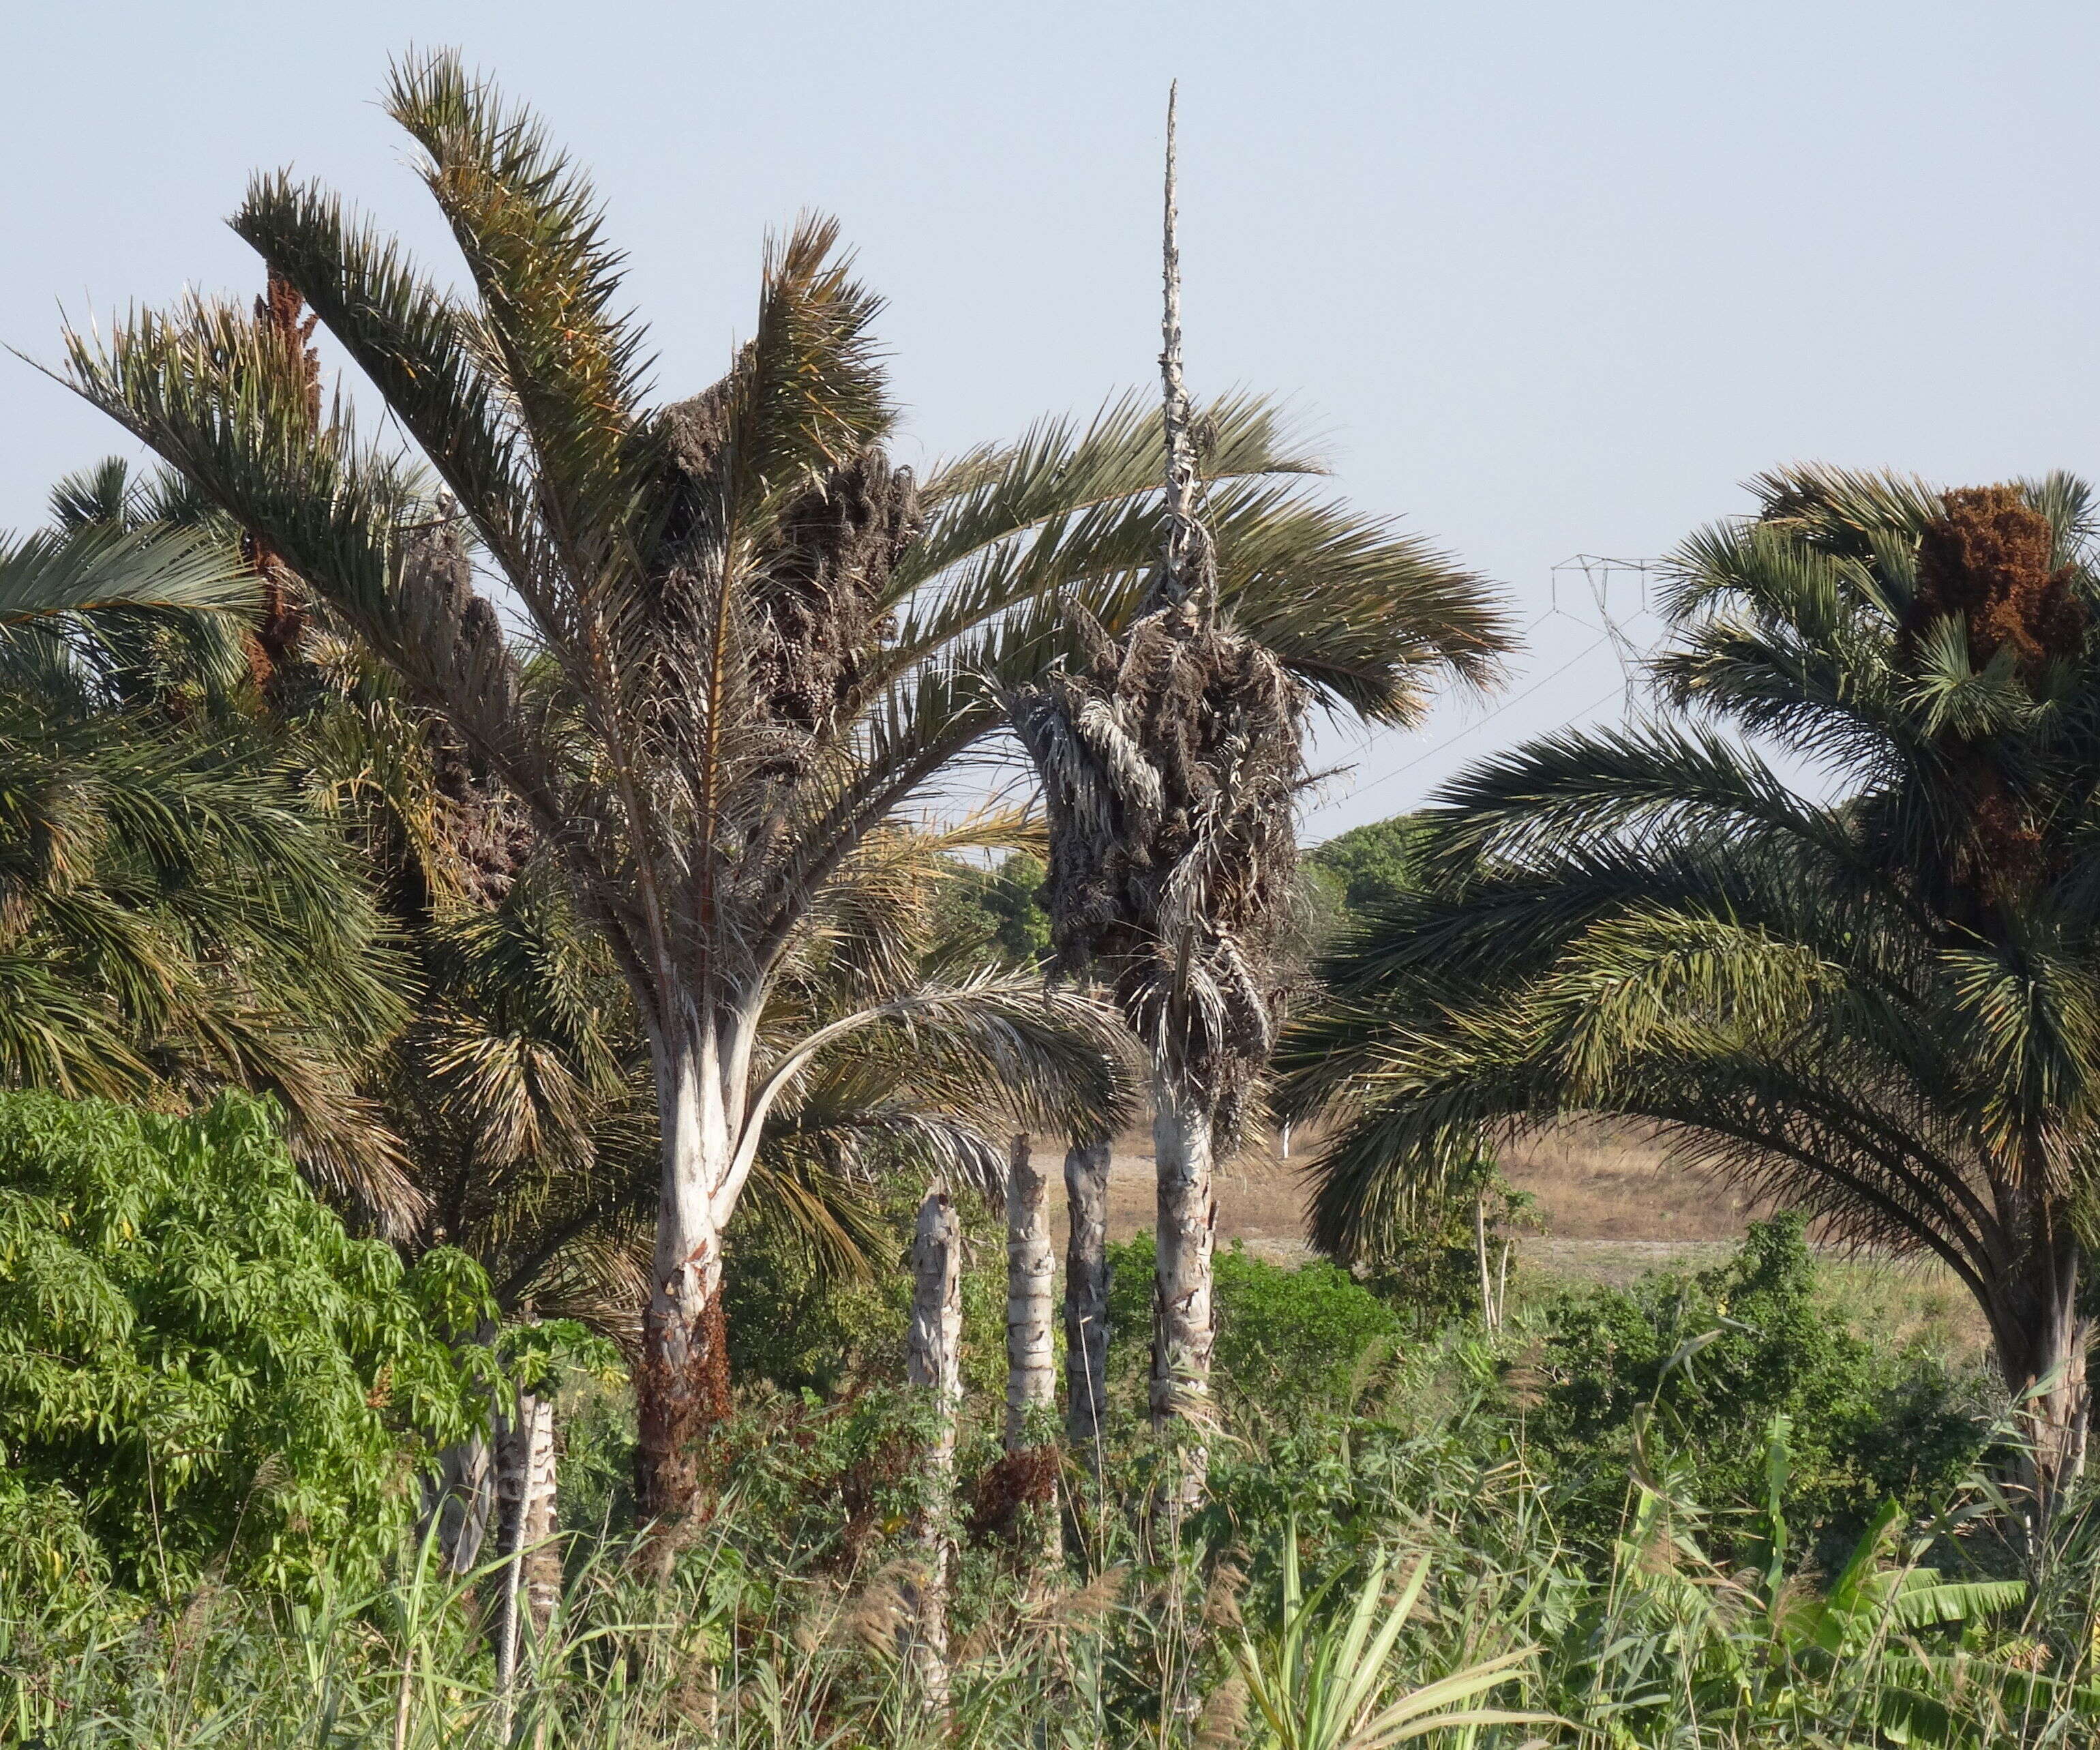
[0,499,419,1225]
[57,50,1500,1522]
[1282,466,2100,1501]
[1007,93,1510,1505]
[0,516,256,627]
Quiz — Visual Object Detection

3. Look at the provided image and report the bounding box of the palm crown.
[1282,464,2100,1492]
[61,48,1508,1519]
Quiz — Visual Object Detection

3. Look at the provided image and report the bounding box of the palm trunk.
[1005,1133,1060,1568]
[1064,1135,1113,1457]
[1987,1184,2090,1511]
[517,1393,561,1633]
[493,1390,557,1722]
[1006,1134,1057,1442]
[636,1018,734,1526]
[905,1185,961,1710]
[1151,1078,1216,1513]
[423,1423,494,1580]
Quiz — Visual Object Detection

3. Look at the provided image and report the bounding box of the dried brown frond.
[652,385,921,767]
[964,1443,1060,1547]
[1010,598,1306,1132]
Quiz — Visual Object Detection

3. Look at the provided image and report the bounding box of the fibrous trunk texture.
[905,1185,962,1710]
[1006,1134,1057,1443]
[423,1427,494,1580]
[1004,1135,1060,1568]
[1151,1080,1217,1513]
[1064,1135,1113,1455]
[1985,1183,2090,1509]
[635,1019,733,1525]
[494,1390,560,1713]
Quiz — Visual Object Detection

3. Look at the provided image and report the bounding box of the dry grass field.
[1100,1116,1753,1256]
[1094,1116,1994,1365]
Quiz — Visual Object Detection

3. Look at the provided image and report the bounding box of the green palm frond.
[383,48,652,563]
[1283,463,2100,1437]
[0,522,257,625]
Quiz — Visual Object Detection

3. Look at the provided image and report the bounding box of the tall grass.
[10,1339,2100,1749]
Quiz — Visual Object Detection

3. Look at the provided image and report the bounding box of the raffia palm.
[1282,464,2100,1496]
[55,52,1504,1519]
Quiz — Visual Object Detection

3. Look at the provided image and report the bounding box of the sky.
[7,1,2099,839]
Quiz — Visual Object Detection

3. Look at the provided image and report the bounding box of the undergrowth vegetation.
[9,1198,2098,1747]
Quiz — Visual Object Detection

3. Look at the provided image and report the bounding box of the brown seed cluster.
[1910,486,2084,684]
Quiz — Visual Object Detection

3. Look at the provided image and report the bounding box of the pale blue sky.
[7,2,2097,834]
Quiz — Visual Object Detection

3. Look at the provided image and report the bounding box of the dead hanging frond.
[1010,600,1305,1131]
[1006,87,1306,1136]
[646,279,921,786]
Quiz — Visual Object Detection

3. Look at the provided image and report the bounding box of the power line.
[1329,553,1664,815]
[1340,634,1615,805]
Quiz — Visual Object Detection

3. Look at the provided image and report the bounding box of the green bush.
[725,1177,1013,1402]
[1529,1213,1989,1561]
[1305,814,1427,938]
[1108,1232,1401,1418]
[933,851,1051,968]
[0,1089,490,1599]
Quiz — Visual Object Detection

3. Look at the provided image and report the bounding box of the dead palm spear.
[58,51,1505,1524]
[1011,88,1475,1507]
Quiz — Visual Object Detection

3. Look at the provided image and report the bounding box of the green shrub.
[0,1089,490,1599]
[1529,1213,1989,1561]
[932,851,1051,968]
[1108,1233,1401,1418]
[725,1178,1010,1401]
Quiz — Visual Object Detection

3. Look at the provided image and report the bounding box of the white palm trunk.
[518,1395,561,1632]
[638,1013,738,1522]
[905,1185,962,1709]
[493,1390,558,1723]
[1150,1079,1217,1513]
[1005,1134,1057,1444]
[423,1427,494,1579]
[1063,1135,1113,1455]
[1004,1134,1060,1567]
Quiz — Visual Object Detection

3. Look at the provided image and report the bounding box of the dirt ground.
[1100,1116,1758,1259]
[1092,1116,1991,1359]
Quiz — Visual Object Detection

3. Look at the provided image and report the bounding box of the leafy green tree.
[1108,1232,1402,1419]
[1533,1217,1984,1562]
[1304,814,1427,940]
[60,52,1484,1521]
[1282,466,2100,1498]
[0,1088,488,1598]
[934,852,1051,970]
